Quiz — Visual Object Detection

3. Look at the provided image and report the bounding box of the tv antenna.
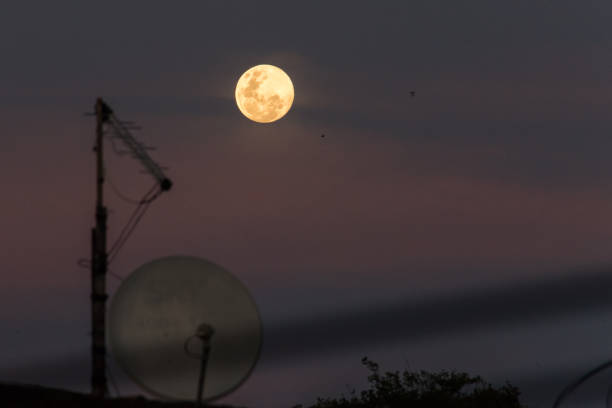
[90,98,172,398]
[108,256,262,405]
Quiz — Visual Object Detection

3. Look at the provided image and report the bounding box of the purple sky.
[2,1,612,407]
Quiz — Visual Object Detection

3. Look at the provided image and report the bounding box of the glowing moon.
[235,64,294,123]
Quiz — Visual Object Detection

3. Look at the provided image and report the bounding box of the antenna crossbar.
[100,100,172,191]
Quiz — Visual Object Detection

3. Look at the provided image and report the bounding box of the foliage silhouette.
[294,357,526,408]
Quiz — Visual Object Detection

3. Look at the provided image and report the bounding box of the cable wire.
[107,199,151,260]
[76,258,124,281]
[107,269,124,281]
[106,355,121,397]
[184,335,209,359]
[107,183,160,264]
[552,360,612,408]
[107,132,128,157]
[108,203,150,264]
[106,173,143,205]
[107,183,157,256]
[77,258,90,269]
[78,183,160,273]
[104,128,152,205]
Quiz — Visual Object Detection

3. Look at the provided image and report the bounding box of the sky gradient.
[2,1,612,407]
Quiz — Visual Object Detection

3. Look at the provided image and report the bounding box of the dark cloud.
[262,265,612,362]
[6,266,612,373]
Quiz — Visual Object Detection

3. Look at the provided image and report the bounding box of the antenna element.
[102,101,172,191]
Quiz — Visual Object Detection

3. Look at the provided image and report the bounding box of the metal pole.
[195,324,214,407]
[196,341,211,407]
[91,98,109,397]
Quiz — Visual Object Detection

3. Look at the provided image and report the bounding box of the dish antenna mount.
[188,323,215,406]
[109,256,262,405]
[90,98,172,398]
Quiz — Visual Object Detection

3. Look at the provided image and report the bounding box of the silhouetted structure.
[90,98,172,398]
[0,382,242,407]
[91,99,110,397]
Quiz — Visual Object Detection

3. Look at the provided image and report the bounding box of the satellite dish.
[108,256,262,403]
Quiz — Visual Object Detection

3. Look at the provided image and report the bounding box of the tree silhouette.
[295,357,526,408]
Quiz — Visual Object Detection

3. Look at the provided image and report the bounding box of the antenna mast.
[90,98,172,398]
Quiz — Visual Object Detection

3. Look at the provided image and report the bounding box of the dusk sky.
[2,1,612,407]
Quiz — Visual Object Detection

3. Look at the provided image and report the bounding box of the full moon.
[235,64,294,123]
